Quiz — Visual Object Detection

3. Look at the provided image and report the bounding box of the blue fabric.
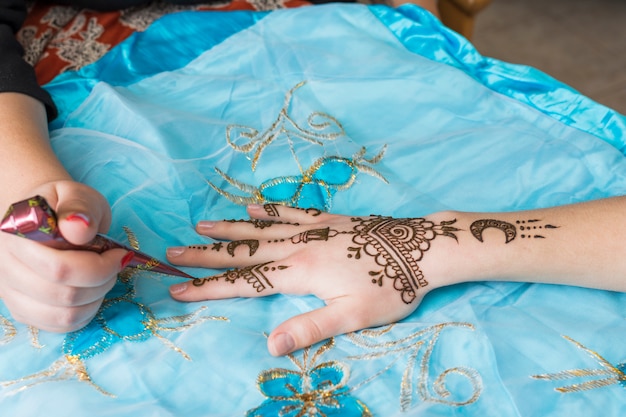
[1,4,625,416]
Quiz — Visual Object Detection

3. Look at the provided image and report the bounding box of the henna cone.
[1,195,195,279]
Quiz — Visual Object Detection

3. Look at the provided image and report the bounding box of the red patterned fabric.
[18,0,311,85]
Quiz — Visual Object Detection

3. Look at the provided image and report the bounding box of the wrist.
[0,93,72,209]
[418,210,507,290]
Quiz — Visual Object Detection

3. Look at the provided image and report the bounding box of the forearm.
[426,197,626,292]
[0,92,71,209]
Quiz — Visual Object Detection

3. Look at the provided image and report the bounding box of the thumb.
[55,195,111,246]
[267,300,372,357]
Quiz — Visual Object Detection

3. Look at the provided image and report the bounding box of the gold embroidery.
[1,299,227,396]
[347,322,482,409]
[209,81,388,210]
[142,306,227,361]
[28,326,44,348]
[1,356,114,397]
[532,335,626,392]
[0,314,16,345]
[0,229,229,396]
[226,81,344,171]
[210,147,388,209]
[251,322,480,414]
[123,225,140,250]
[251,339,373,416]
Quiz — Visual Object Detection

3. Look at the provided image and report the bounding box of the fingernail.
[66,213,91,227]
[167,246,185,257]
[196,221,216,232]
[272,333,295,356]
[120,251,135,269]
[247,204,262,210]
[170,282,188,294]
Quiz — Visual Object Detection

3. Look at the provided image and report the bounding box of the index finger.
[169,260,296,301]
[17,239,127,287]
[194,204,341,242]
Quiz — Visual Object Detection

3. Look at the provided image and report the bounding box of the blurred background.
[472,0,626,115]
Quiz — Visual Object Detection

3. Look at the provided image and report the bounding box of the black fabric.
[0,0,56,120]
[46,0,149,11]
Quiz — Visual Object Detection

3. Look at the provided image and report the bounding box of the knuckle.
[54,308,89,332]
[339,303,372,331]
[300,315,325,345]
[55,286,82,307]
[47,258,73,284]
[289,250,314,270]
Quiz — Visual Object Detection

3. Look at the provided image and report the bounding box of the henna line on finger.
[290,228,332,244]
[263,204,280,217]
[191,263,289,292]
[304,208,322,217]
[188,243,223,252]
[224,218,300,228]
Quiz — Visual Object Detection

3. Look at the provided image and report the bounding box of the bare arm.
[0,93,69,207]
[423,196,626,293]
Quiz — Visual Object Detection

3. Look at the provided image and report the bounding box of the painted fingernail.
[167,246,185,257]
[272,333,295,356]
[120,251,135,269]
[66,213,91,227]
[196,221,216,232]
[169,282,188,294]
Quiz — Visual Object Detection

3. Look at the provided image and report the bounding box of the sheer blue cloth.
[1,4,625,416]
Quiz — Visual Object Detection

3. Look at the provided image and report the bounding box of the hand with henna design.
[166,204,463,356]
[168,198,626,356]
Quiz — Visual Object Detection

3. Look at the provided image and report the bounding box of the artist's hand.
[0,180,128,332]
[168,204,461,356]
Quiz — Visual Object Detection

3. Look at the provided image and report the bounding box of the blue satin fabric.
[1,4,625,416]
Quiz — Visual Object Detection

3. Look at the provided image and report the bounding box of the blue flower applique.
[247,339,372,417]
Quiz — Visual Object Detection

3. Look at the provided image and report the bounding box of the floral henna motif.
[192,262,288,292]
[346,217,460,304]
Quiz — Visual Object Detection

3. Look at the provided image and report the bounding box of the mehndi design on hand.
[188,206,560,305]
[277,213,460,304]
[342,216,460,304]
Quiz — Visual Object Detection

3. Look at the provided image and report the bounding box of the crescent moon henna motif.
[227,240,260,257]
[469,219,517,243]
